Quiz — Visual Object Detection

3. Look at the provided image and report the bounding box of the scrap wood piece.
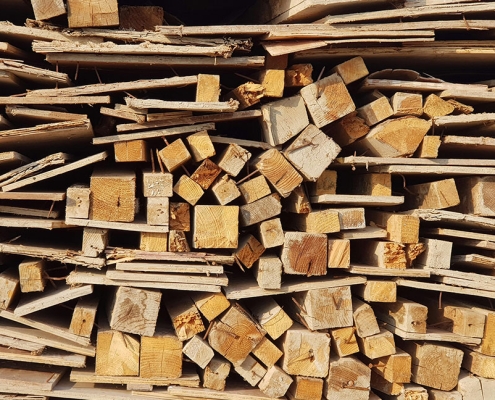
[0,334,45,353]
[126,97,239,113]
[369,165,495,176]
[106,269,229,286]
[395,278,495,299]
[0,42,31,60]
[407,209,495,231]
[335,156,495,167]
[310,194,404,206]
[115,261,223,275]
[0,151,31,169]
[360,78,487,93]
[0,59,71,86]
[347,265,430,278]
[30,0,66,21]
[1,151,107,192]
[5,105,87,123]
[0,191,65,201]
[0,205,60,219]
[27,75,198,97]
[65,216,169,233]
[66,0,119,28]
[0,364,66,392]
[0,95,111,105]
[0,216,69,229]
[0,346,86,368]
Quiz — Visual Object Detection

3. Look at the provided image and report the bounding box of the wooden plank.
[224,276,366,300]
[106,269,228,286]
[334,226,387,239]
[440,89,495,103]
[369,165,495,176]
[0,216,69,230]
[451,254,495,270]
[347,265,430,278]
[0,191,65,201]
[395,278,495,299]
[0,334,45,353]
[0,59,71,86]
[0,364,65,392]
[0,96,110,105]
[361,78,486,93]
[335,156,495,167]
[424,227,495,243]
[126,98,239,113]
[115,261,223,274]
[0,151,31,169]
[408,209,495,231]
[67,0,119,28]
[168,385,284,400]
[441,135,495,154]
[0,346,85,368]
[65,216,169,233]
[310,194,403,206]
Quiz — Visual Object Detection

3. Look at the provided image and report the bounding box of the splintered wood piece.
[240,193,282,227]
[288,376,323,400]
[406,178,460,210]
[415,238,452,269]
[18,258,45,293]
[211,175,241,205]
[325,355,371,400]
[0,268,19,310]
[369,348,411,384]
[202,357,231,391]
[357,241,407,270]
[90,169,136,222]
[352,298,380,338]
[357,96,393,126]
[196,74,220,102]
[258,218,285,248]
[328,239,351,268]
[300,73,356,128]
[67,0,119,27]
[238,175,271,204]
[284,185,312,214]
[107,286,161,337]
[217,143,251,177]
[183,334,214,369]
[225,82,264,110]
[373,297,428,333]
[251,336,283,368]
[292,209,340,234]
[140,232,168,252]
[331,56,369,85]
[351,173,391,196]
[159,139,191,172]
[31,0,66,20]
[456,176,495,217]
[415,135,441,158]
[168,230,190,252]
[66,184,90,219]
[190,292,230,322]
[146,197,169,226]
[280,323,330,378]
[166,296,205,342]
[254,255,282,290]
[247,297,293,340]
[186,130,216,162]
[353,116,431,157]
[140,328,182,378]
[259,365,293,398]
[234,354,267,386]
[308,170,337,196]
[252,149,303,197]
[423,94,455,118]
[234,234,265,269]
[190,159,222,191]
[283,124,341,181]
[257,69,285,98]
[260,95,309,146]
[391,92,423,117]
[353,279,397,303]
[173,175,204,206]
[330,327,359,357]
[357,328,396,359]
[289,286,353,330]
[193,205,238,249]
[207,303,266,366]
[82,228,108,257]
[96,321,139,376]
[402,341,464,390]
[169,202,190,231]
[285,63,313,87]
[281,232,328,276]
[69,294,99,338]
[142,171,173,198]
[367,211,420,244]
[324,111,370,147]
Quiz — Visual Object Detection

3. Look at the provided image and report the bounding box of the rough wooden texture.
[415,238,452,269]
[142,171,173,198]
[391,92,423,117]
[107,286,161,337]
[196,74,220,102]
[373,297,428,333]
[357,96,393,126]
[182,334,214,369]
[146,197,169,226]
[173,175,204,206]
[258,218,284,248]
[328,239,351,269]
[456,176,495,217]
[259,365,293,398]
[238,175,271,204]
[357,240,408,269]
[234,234,265,269]
[114,140,148,162]
[260,95,309,146]
[281,231,328,276]
[202,357,231,391]
[82,228,108,257]
[225,82,264,110]
[352,173,391,196]
[292,209,340,234]
[406,178,460,210]
[211,175,241,205]
[140,328,182,378]
[463,347,495,379]
[186,130,216,162]
[190,159,222,191]
[331,57,369,85]
[234,354,266,386]
[258,69,285,98]
[357,328,396,359]
[415,135,441,158]
[323,111,370,147]
[247,297,293,340]
[119,5,163,30]
[140,232,168,252]
[217,143,251,177]
[300,73,356,128]
[251,336,282,367]
[207,303,266,366]
[369,348,411,384]
[190,292,230,322]
[253,255,282,290]
[193,205,238,249]
[423,93,455,118]
[252,149,303,197]
[330,327,359,357]
[165,296,205,342]
[308,170,337,196]
[67,0,119,28]
[325,355,371,400]
[285,63,313,87]
[31,0,66,20]
[18,258,45,293]
[353,298,380,338]
[284,185,312,214]
[240,193,281,227]
[367,211,420,244]
[69,294,99,338]
[159,139,191,173]
[66,184,90,219]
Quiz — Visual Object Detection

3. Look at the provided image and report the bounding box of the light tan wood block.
[352,173,391,196]
[260,95,309,146]
[447,99,474,115]
[107,286,161,337]
[114,140,149,162]
[424,93,455,118]
[168,230,190,252]
[165,296,205,342]
[457,370,483,399]
[208,303,266,366]
[285,63,313,87]
[82,228,108,257]
[142,171,173,197]
[240,193,281,227]
[463,347,495,379]
[284,124,341,181]
[159,139,191,172]
[18,258,45,293]
[140,232,168,252]
[173,175,204,206]
[251,336,282,368]
[456,176,495,217]
[202,357,231,391]
[190,292,230,322]
[331,56,369,85]
[357,96,393,126]
[406,178,460,210]
[193,205,238,249]
[183,334,214,369]
[373,297,428,333]
[140,328,182,378]
[353,280,397,303]
[258,69,285,98]
[234,354,267,386]
[169,202,190,231]
[325,355,371,400]
[357,328,396,359]
[31,0,66,20]
[210,175,241,205]
[186,130,216,162]
[69,294,99,338]
[253,255,282,289]
[328,239,351,268]
[247,297,293,340]
[324,111,370,147]
[370,349,411,384]
[217,143,251,177]
[196,74,220,102]
[0,268,19,310]
[308,169,337,196]
[292,208,340,234]
[352,298,380,338]
[288,376,323,400]
[66,184,90,219]
[258,218,284,248]
[330,327,359,357]
[90,169,136,222]
[280,323,330,378]
[415,135,441,158]
[391,92,423,117]
[238,175,271,204]
[234,234,265,269]
[259,365,293,398]
[281,231,328,276]
[225,82,264,110]
[146,197,169,226]
[415,238,452,269]
[367,211,420,244]
[67,0,119,28]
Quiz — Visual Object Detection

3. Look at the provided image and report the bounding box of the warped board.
[115,261,224,274]
[310,194,404,206]
[0,152,30,169]
[369,165,495,176]
[334,156,495,167]
[44,54,265,69]
[224,276,366,299]
[70,367,200,387]
[67,269,221,293]
[395,278,495,299]
[381,322,481,346]
[347,265,430,278]
[333,226,387,239]
[407,209,495,231]
[5,106,87,123]
[0,191,65,201]
[423,227,495,243]
[115,110,261,133]
[0,119,93,152]
[0,216,69,230]
[0,365,66,392]
[0,346,86,368]
[451,254,495,270]
[0,59,71,87]
[65,217,169,233]
[106,269,229,286]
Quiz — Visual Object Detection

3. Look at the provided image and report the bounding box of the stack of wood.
[1,1,495,399]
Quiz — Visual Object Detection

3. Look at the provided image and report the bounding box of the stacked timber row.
[1,1,495,400]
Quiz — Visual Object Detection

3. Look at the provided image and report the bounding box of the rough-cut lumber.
[158,139,191,173]
[238,175,271,204]
[182,334,214,369]
[324,111,370,147]
[369,349,412,384]
[146,197,169,226]
[308,170,337,196]
[280,231,328,276]
[325,355,371,400]
[202,357,231,391]
[186,130,216,163]
[234,354,266,386]
[257,69,284,98]
[252,336,283,367]
[234,234,265,269]
[415,238,452,269]
[127,97,239,113]
[259,365,293,398]
[210,175,241,205]
[246,297,293,340]
[285,63,313,87]
[456,176,495,217]
[357,96,393,126]
[225,82,264,110]
[239,193,281,227]
[330,327,359,357]
[415,135,441,158]
[328,239,351,268]
[258,218,285,248]
[190,159,222,191]
[173,175,204,206]
[391,92,423,117]
[291,209,340,234]
[165,296,205,342]
[82,228,108,257]
[351,173,391,196]
[357,328,396,359]
[69,294,99,338]
[353,298,380,338]
[143,171,173,198]
[373,297,428,334]
[253,255,282,289]
[331,56,369,85]
[195,74,220,102]
[18,258,45,294]
[310,194,403,207]
[192,205,238,249]
[65,184,90,219]
[367,211,420,244]
[114,140,149,162]
[190,292,230,322]
[67,0,119,28]
[217,143,252,177]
